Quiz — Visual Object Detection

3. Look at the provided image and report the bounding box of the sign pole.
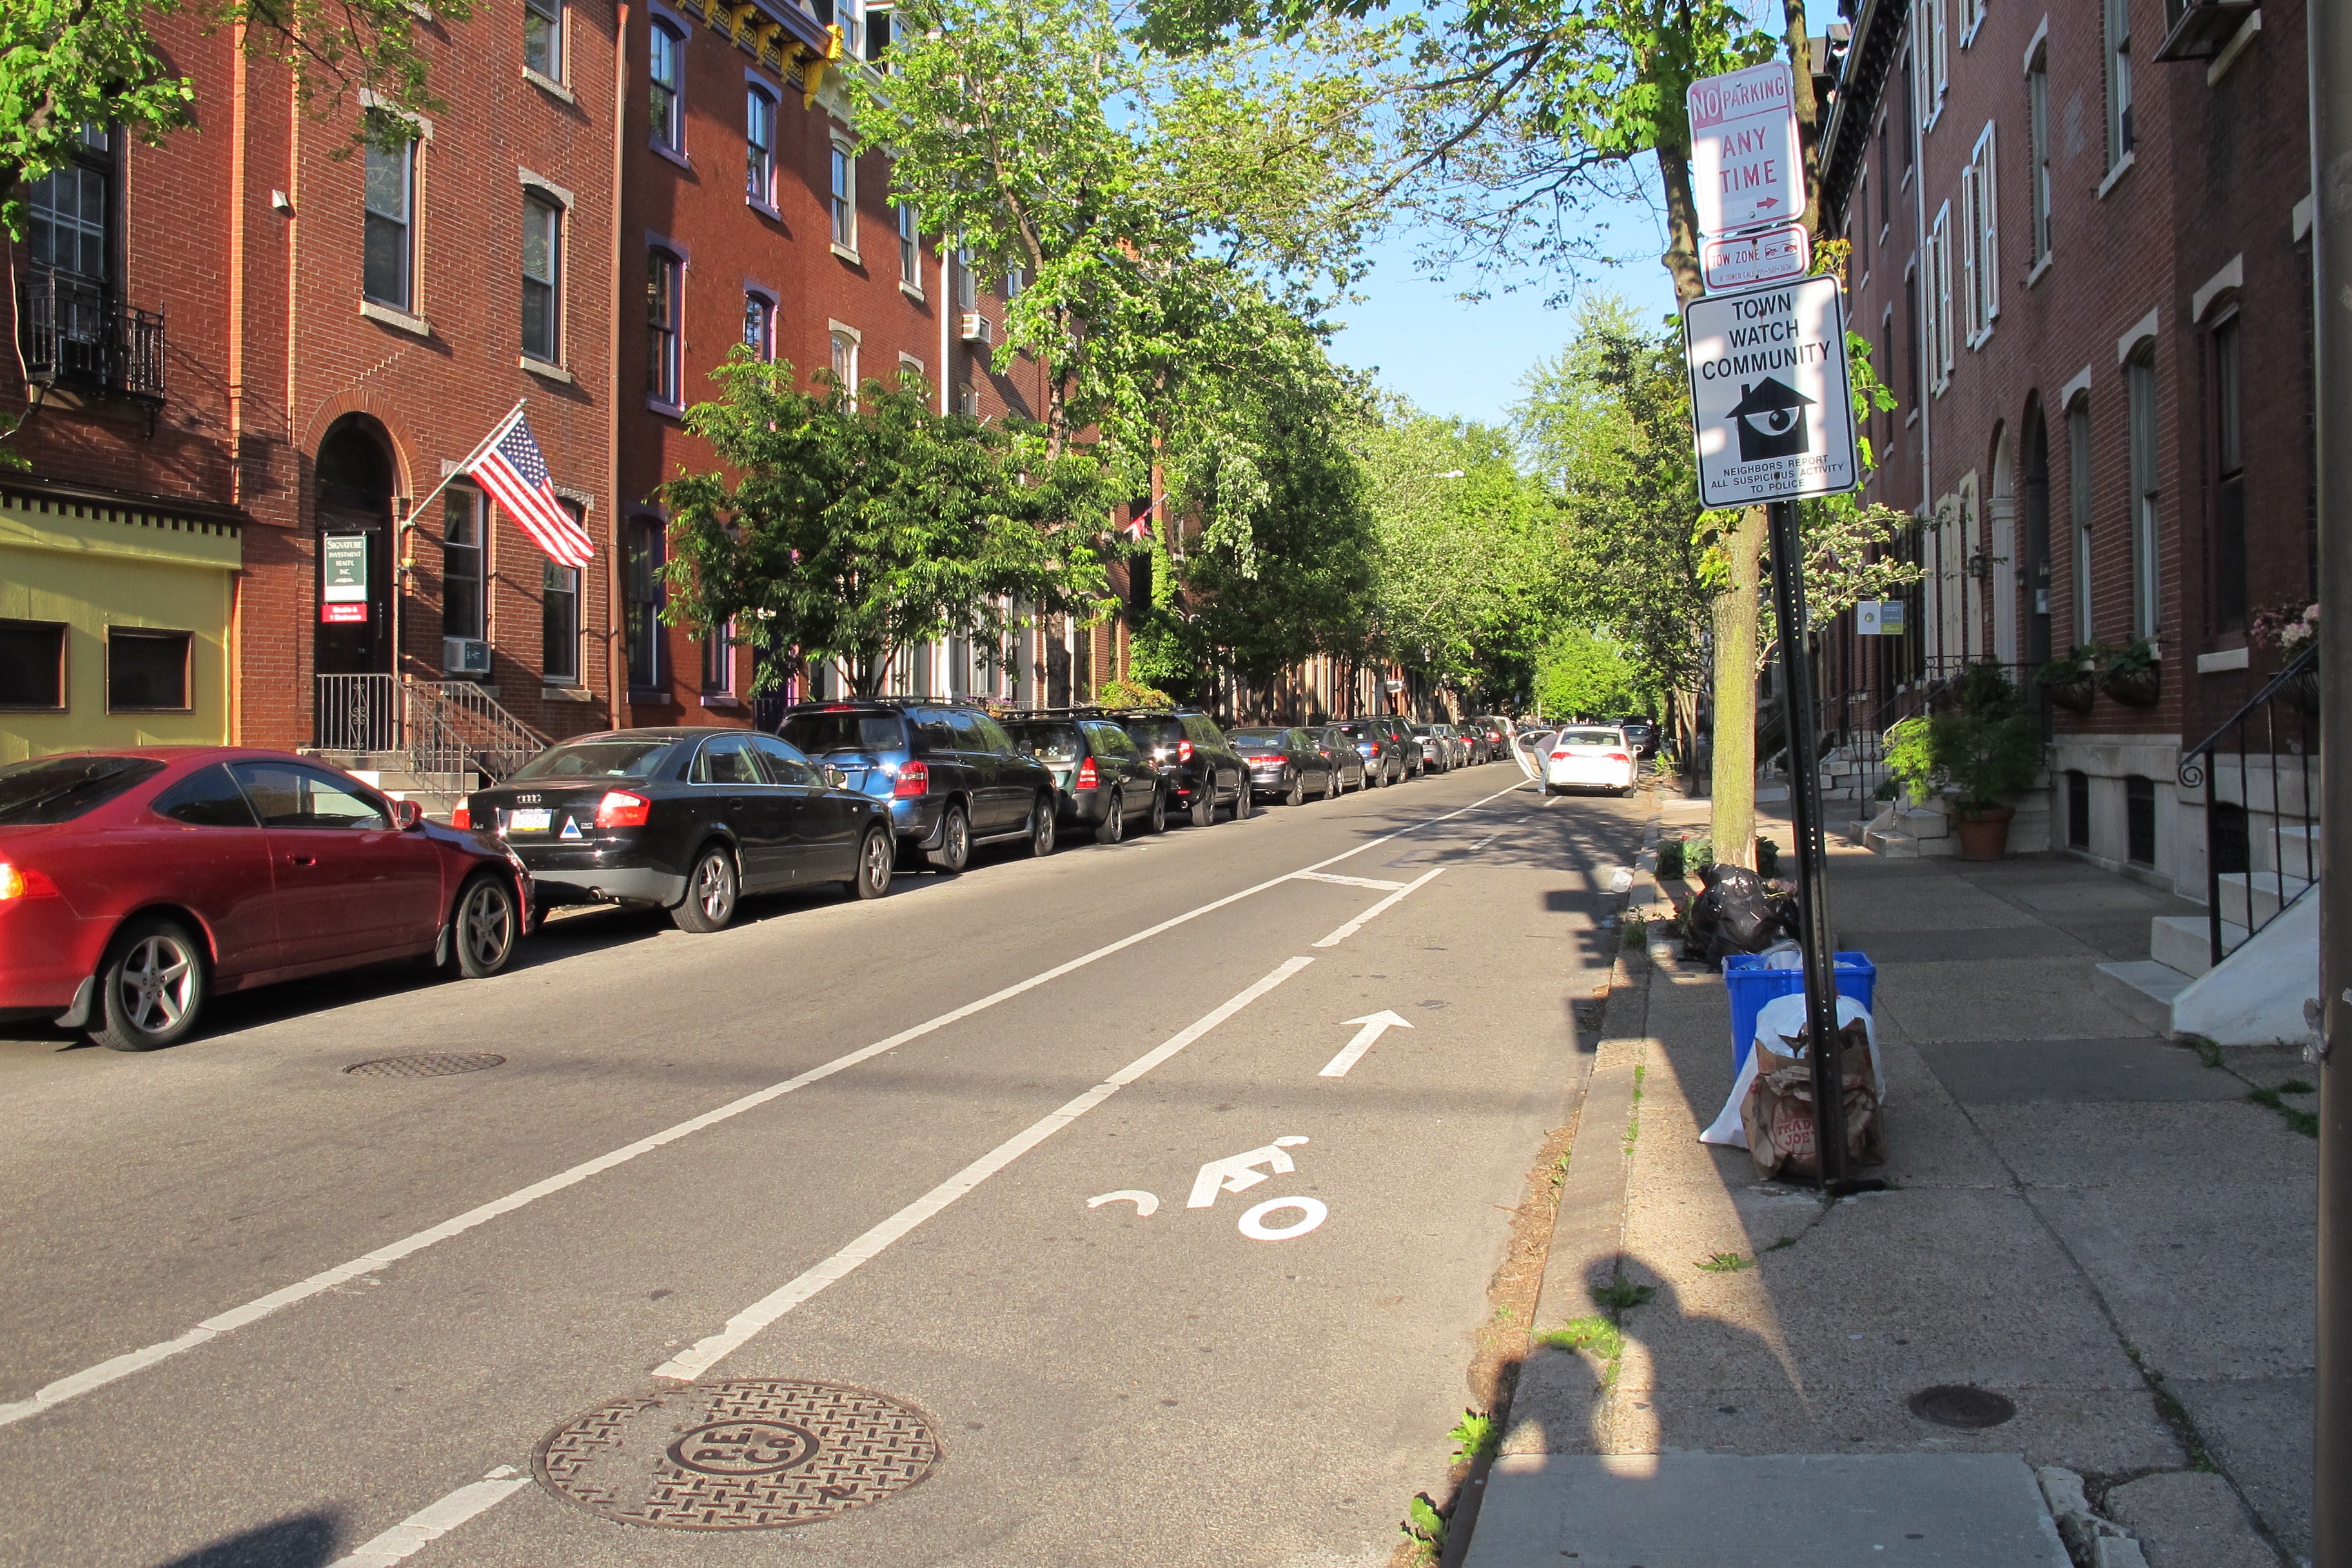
[1764,496,1850,1189]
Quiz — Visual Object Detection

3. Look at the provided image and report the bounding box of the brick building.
[1815,0,2312,897]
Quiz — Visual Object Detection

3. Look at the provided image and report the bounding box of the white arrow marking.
[1188,1137,1311,1209]
[1320,1010,1414,1078]
[1086,1190,1160,1217]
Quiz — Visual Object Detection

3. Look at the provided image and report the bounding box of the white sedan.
[1543,727,1638,796]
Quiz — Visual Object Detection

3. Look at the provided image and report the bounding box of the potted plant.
[2099,638,2162,706]
[2039,644,2099,713]
[2250,602,2320,714]
[1883,665,2045,860]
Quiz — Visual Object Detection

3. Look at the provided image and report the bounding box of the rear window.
[1558,730,1623,748]
[1332,722,1372,740]
[1122,718,1181,750]
[782,712,908,755]
[0,754,167,825]
[1004,721,1083,764]
[1230,729,1287,752]
[511,740,676,780]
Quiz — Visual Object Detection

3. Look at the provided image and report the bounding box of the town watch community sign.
[1682,274,1859,508]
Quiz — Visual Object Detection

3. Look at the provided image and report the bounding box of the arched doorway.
[2021,401,2053,672]
[1988,424,2017,665]
[312,418,398,746]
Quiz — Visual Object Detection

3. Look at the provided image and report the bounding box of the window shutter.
[1980,124,1999,322]
[1933,0,1948,101]
[1959,166,1979,342]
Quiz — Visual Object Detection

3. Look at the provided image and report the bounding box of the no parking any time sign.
[1688,60,1802,236]
[1683,273,1859,508]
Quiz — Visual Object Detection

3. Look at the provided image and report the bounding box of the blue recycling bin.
[1721,952,1876,1073]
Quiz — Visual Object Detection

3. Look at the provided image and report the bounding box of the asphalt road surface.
[0,767,1647,1568]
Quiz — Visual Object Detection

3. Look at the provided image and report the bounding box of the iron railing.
[2178,643,2319,967]
[17,270,164,402]
[315,674,551,782]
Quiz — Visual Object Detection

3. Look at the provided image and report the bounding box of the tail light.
[893,759,930,799]
[451,802,472,830]
[594,790,653,828]
[1178,739,1194,764]
[1551,750,1571,761]
[1075,756,1099,789]
[1607,752,1631,763]
[0,864,61,900]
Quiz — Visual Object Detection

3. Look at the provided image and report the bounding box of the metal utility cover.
[1683,275,1859,508]
[1688,61,1802,236]
[1702,221,1810,292]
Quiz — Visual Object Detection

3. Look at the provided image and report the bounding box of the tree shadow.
[148,1511,342,1568]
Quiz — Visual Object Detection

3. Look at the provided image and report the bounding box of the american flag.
[467,413,595,568]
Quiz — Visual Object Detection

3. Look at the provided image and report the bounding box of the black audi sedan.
[456,729,894,933]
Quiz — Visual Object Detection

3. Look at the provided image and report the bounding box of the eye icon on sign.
[1726,376,1815,460]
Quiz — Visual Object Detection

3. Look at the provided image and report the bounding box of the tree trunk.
[1709,507,1767,867]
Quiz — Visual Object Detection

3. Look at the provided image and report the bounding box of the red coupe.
[0,748,531,1051]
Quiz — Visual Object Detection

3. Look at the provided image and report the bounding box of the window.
[0,620,66,710]
[26,123,109,284]
[442,489,485,641]
[1877,117,1891,225]
[956,380,978,418]
[1926,203,1954,389]
[1899,47,1917,175]
[750,734,819,786]
[830,329,858,399]
[649,20,684,152]
[703,620,734,695]
[743,292,773,358]
[954,248,977,311]
[229,761,389,831]
[2126,774,2156,865]
[625,518,665,690]
[2211,313,2246,630]
[543,557,580,683]
[1927,0,1948,113]
[897,203,920,286]
[1881,308,1898,442]
[863,3,893,61]
[363,116,416,310]
[1961,0,1984,46]
[694,733,762,785]
[1856,173,1868,275]
[830,143,856,250]
[2027,47,2052,265]
[152,764,260,828]
[2069,397,2094,640]
[647,249,681,406]
[1962,122,1997,344]
[1005,266,1026,299]
[1903,266,1922,409]
[522,191,561,363]
[2127,346,2159,637]
[107,628,191,712]
[747,86,776,206]
[525,0,563,79]
[2104,0,2133,171]
[2065,769,2090,848]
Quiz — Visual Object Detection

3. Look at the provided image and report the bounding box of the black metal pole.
[2309,0,2349,1553]
[1765,497,1850,1189]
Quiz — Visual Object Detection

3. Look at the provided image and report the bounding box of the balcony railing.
[16,270,165,404]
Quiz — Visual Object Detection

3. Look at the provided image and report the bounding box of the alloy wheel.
[117,934,195,1037]
[858,827,894,897]
[458,879,516,974]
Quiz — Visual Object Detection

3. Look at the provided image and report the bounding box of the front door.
[228,760,443,967]
[692,734,792,890]
[751,734,859,881]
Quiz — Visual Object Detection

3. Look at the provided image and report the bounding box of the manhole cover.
[1906,1384,2017,1429]
[342,1053,506,1079]
[535,1378,941,1530]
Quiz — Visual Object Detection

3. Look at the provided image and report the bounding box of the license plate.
[506,808,552,834]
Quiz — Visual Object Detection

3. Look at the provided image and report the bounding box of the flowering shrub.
[2250,602,2318,654]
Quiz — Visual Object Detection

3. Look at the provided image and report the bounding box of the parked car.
[1542,726,1639,796]
[1003,714,1164,843]
[1380,715,1428,778]
[462,728,893,933]
[1229,727,1342,805]
[1329,718,1406,786]
[1470,716,1513,763]
[778,700,1059,871]
[1306,726,1370,794]
[1618,718,1660,759]
[1410,724,1454,773]
[1104,710,1249,826]
[0,748,529,1052]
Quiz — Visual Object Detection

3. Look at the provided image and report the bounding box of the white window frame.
[828,320,861,406]
[363,116,418,313]
[1960,0,1984,47]
[829,140,858,257]
[897,203,921,288]
[2125,343,2159,638]
[2103,0,2133,174]
[647,246,684,410]
[2068,393,2093,643]
[1962,121,1998,346]
[522,186,564,366]
[2026,40,2052,270]
[746,84,777,210]
[524,0,565,84]
[897,351,925,387]
[1925,203,1954,391]
[649,17,686,155]
[542,552,582,687]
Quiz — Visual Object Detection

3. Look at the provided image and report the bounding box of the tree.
[1534,626,1645,719]
[658,354,1108,696]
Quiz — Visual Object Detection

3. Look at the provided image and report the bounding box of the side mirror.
[391,798,426,830]
[823,765,849,790]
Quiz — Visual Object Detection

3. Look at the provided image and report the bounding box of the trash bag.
[1741,1013,1885,1179]
[1681,863,1798,965]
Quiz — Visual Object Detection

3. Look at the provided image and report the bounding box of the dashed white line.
[1311,867,1447,948]
[325,1466,533,1568]
[1291,870,1409,892]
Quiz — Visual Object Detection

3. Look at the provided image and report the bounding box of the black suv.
[1002,712,1166,843]
[1101,709,1249,827]
[776,698,1060,870]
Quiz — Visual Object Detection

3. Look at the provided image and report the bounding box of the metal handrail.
[2177,642,2320,966]
[315,674,551,783]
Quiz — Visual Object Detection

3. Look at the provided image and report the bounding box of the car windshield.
[1003,721,1083,764]
[510,740,676,780]
[1558,729,1622,748]
[782,712,908,755]
[1230,729,1288,752]
[0,755,168,825]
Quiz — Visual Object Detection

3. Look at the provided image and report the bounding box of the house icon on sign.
[1726,377,1814,460]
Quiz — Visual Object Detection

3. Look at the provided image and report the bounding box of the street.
[0,768,1645,1568]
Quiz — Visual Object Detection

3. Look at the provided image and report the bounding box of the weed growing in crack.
[2278,1079,2317,1095]
[2247,1084,2320,1138]
[1622,1061,1647,1154]
[1549,1150,1573,1190]
[1449,1409,1498,1462]
[2180,1034,2224,1069]
[1399,1493,1447,1560]
[1541,1315,1625,1359]
[2121,1341,2217,1472]
[1623,914,1648,949]
[1593,1278,1656,1311]
[1697,1251,1754,1273]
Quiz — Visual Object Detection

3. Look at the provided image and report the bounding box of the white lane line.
[653,955,1317,1382]
[1290,870,1409,892]
[1311,867,1447,949]
[0,779,1527,1433]
[1469,830,1504,850]
[326,1465,533,1567]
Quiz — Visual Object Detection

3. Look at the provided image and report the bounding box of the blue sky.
[1332,0,1842,427]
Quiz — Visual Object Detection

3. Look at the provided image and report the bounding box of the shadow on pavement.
[147,1511,342,1568]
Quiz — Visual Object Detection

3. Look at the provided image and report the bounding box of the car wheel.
[1190,786,1215,828]
[672,843,741,932]
[849,823,894,899]
[930,803,972,872]
[92,915,208,1052]
[1027,794,1058,857]
[453,874,520,978]
[1232,777,1253,819]
[1287,773,1306,808]
[1096,791,1125,845]
[1148,787,1170,834]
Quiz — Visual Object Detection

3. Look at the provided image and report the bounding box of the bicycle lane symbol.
[1086,1136,1328,1242]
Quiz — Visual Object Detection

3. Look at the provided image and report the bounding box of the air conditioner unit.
[959,312,993,346]
[444,637,493,676]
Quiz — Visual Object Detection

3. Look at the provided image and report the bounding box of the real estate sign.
[1683,274,1859,508]
[1687,61,1802,237]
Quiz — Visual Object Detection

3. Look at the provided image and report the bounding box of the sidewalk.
[1462,820,2318,1568]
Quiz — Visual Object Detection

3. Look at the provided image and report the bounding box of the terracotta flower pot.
[1954,804,2015,861]
[2045,675,2096,714]
[2101,663,2161,707]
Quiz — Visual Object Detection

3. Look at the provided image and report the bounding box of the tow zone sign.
[1683,274,1858,509]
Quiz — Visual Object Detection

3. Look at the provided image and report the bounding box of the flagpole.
[407,398,530,522]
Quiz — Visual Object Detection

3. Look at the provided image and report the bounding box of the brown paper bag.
[1741,1017,1883,1179]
